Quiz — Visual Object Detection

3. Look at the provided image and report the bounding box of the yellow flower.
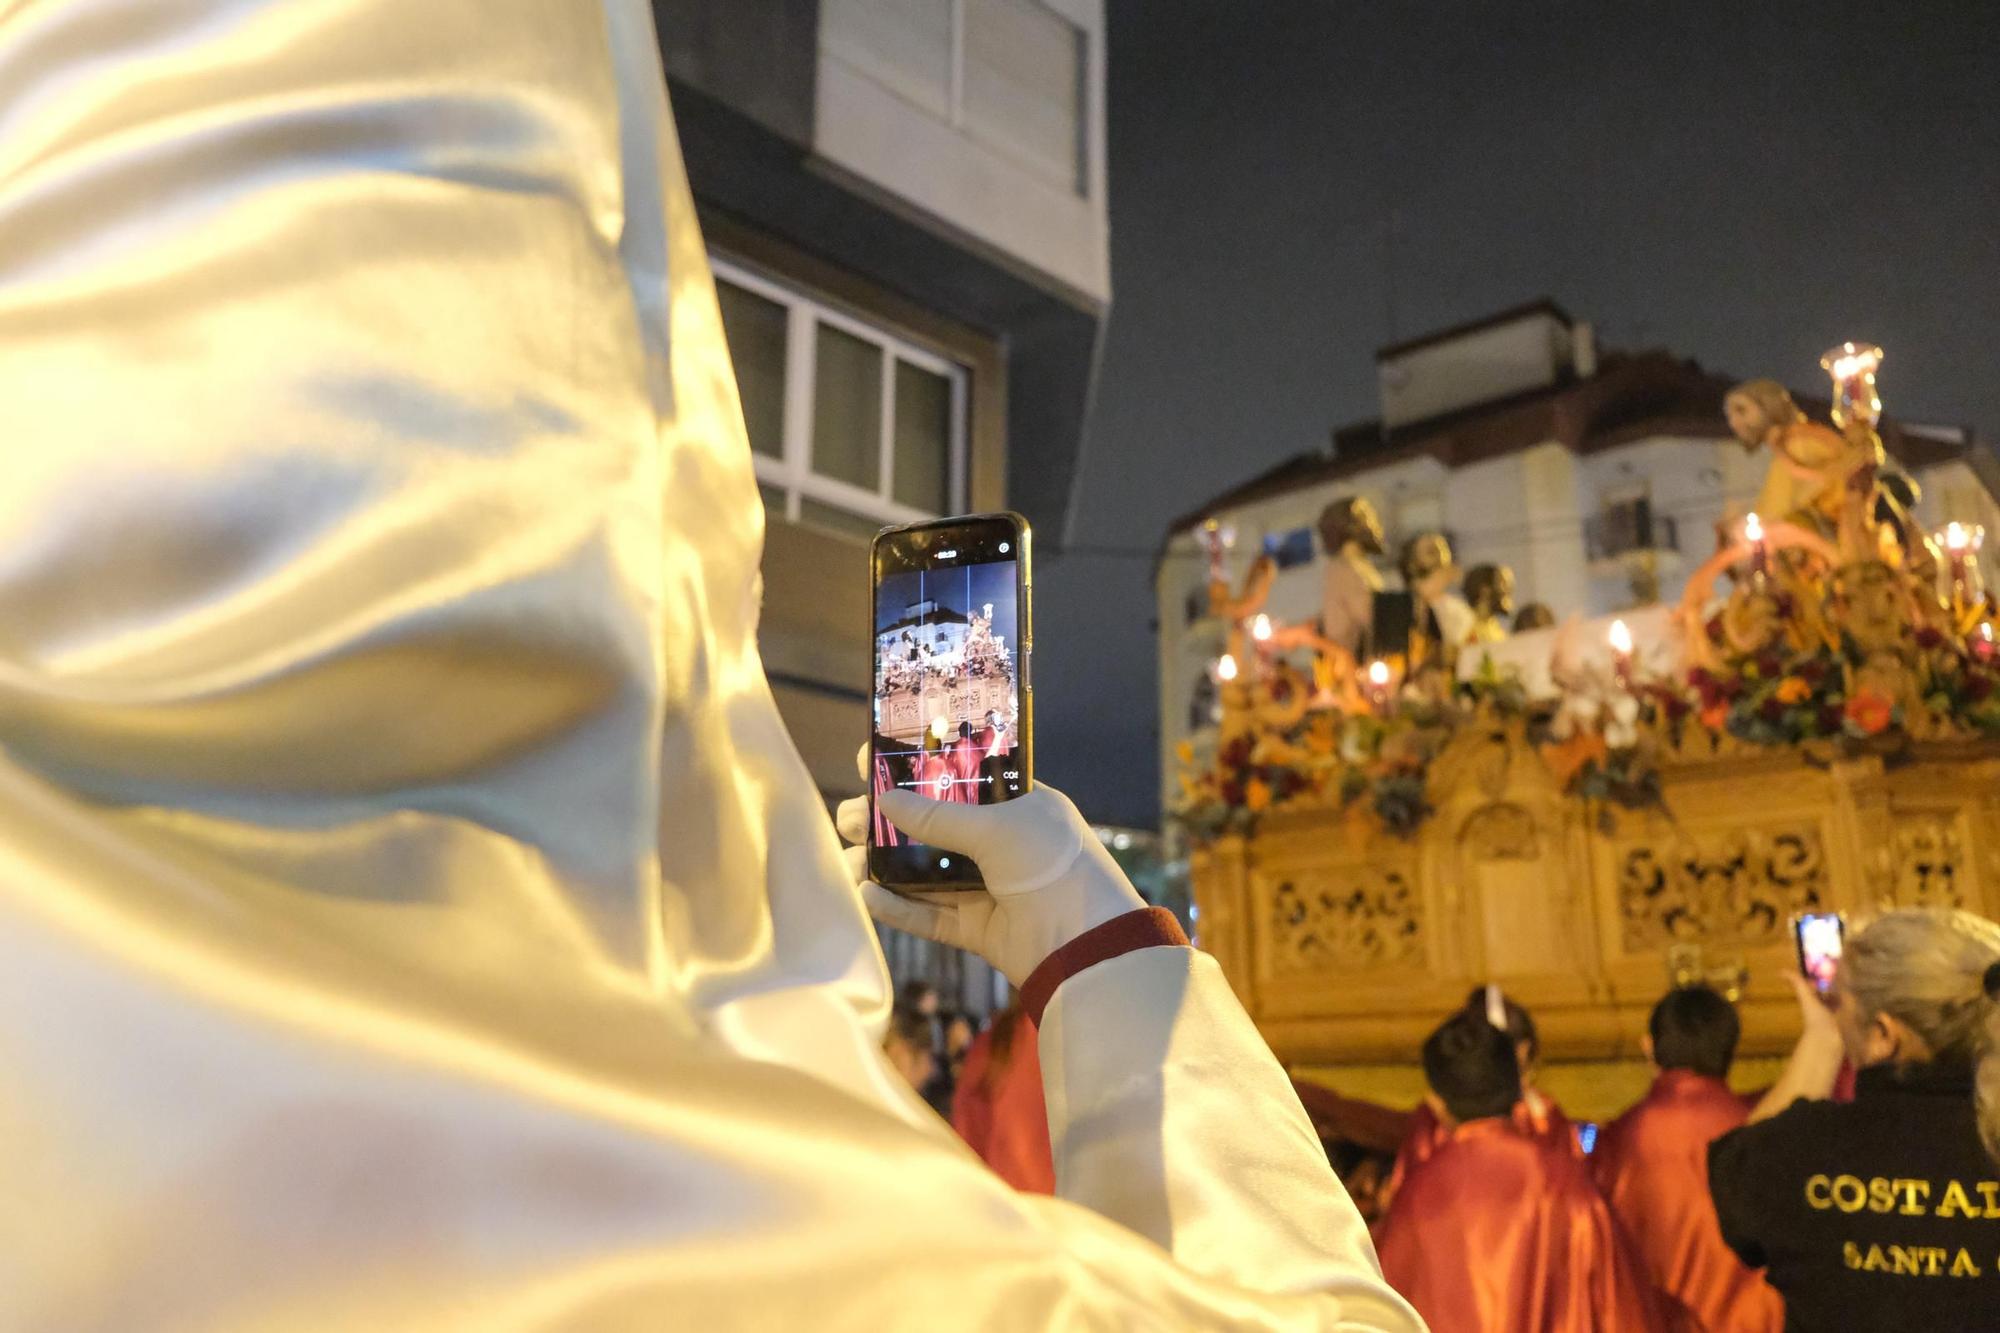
[1244,777,1273,813]
[1175,739,1195,766]
[1774,676,1812,705]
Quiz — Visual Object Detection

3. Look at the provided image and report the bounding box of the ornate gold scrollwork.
[1618,826,1827,947]
[1879,817,1964,909]
[1268,868,1421,973]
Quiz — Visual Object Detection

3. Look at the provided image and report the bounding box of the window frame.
[713,254,970,532]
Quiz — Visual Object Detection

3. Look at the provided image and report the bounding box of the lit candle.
[1820,341,1884,432]
[1608,618,1635,685]
[1366,659,1391,714]
[1198,518,1236,585]
[1942,522,1971,607]
[1743,511,1768,577]
[1215,653,1239,683]
[1251,613,1273,643]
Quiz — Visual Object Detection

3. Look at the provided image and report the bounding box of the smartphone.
[1577,1122,1599,1156]
[868,513,1032,892]
[1793,911,1845,996]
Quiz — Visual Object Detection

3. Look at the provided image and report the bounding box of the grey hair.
[1843,908,2000,1164]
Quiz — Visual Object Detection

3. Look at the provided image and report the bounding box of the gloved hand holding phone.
[835,746,1147,987]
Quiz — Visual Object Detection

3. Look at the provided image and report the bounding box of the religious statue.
[1317,496,1386,656]
[1724,378,1881,561]
[1462,563,1515,645]
[1513,602,1556,633]
[1400,532,1474,670]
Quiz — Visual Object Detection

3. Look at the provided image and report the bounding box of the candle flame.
[1367,660,1391,687]
[1216,653,1239,682]
[1946,521,1970,552]
[1251,613,1273,642]
[1608,619,1634,655]
[1743,512,1763,544]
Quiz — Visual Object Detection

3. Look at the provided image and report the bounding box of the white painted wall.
[816,0,1110,304]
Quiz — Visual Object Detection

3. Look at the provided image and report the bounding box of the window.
[713,255,968,535]
[823,0,1088,194]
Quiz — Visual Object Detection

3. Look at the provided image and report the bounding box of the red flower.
[1758,696,1786,723]
[1844,689,1895,737]
[1915,626,1945,650]
[1967,674,1995,703]
[1816,703,1845,734]
[1796,657,1829,685]
[1219,780,1245,806]
[1756,651,1784,678]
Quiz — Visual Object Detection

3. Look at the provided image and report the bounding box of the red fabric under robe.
[951,1018,1055,1194]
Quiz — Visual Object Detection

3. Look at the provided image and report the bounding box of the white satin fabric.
[0,2,1418,1327]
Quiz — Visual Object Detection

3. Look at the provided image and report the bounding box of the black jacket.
[1708,1061,2000,1332]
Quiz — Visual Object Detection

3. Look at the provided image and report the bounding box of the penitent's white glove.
[835,749,1146,987]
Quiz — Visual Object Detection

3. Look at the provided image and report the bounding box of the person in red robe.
[946,720,985,804]
[917,730,954,803]
[950,1004,1055,1194]
[1593,986,1784,1333]
[870,732,902,847]
[1382,985,1576,1211]
[1375,1011,1665,1332]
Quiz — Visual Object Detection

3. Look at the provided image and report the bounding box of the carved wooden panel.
[1878,815,1966,910]
[1617,825,1827,949]
[1266,866,1422,974]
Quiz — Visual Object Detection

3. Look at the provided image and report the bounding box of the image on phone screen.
[1577,1122,1599,1155]
[869,521,1027,883]
[1794,911,1844,995]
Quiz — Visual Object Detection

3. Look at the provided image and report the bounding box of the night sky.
[1035,0,2000,829]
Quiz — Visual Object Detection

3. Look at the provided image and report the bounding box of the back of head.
[1843,909,2000,1162]
[1649,985,1740,1079]
[1423,1011,1523,1125]
[885,1005,933,1054]
[1464,984,1539,1065]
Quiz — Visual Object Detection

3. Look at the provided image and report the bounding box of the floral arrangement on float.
[1173,341,2000,846]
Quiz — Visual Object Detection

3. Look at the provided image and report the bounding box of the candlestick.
[1608,618,1635,686]
[1198,518,1236,585]
[1365,659,1391,715]
[1743,511,1768,578]
[1820,341,1884,433]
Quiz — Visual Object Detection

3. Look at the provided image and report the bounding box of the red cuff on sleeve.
[1020,906,1188,1026]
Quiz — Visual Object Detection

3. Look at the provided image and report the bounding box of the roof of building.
[1163,346,1985,541]
[1373,298,1575,362]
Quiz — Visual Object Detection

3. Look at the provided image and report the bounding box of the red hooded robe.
[1593,1070,1784,1332]
[1374,1117,1664,1333]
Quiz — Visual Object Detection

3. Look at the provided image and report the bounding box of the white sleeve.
[1041,947,1423,1325]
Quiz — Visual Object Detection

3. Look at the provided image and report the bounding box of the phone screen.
[1577,1122,1599,1155]
[1794,911,1845,996]
[869,514,1030,889]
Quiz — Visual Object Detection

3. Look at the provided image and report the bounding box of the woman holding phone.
[1706,909,2000,1329]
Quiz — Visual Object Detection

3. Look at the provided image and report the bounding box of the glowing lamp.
[1367,660,1391,688]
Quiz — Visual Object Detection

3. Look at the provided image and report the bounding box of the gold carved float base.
[1192,732,2000,1069]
